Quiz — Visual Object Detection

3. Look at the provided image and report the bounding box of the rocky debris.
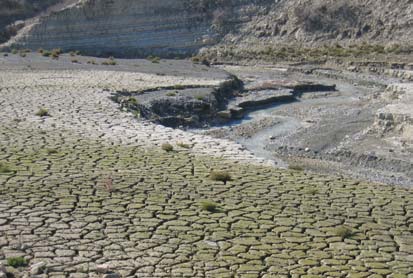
[0,263,6,278]
[29,262,46,275]
[246,80,337,93]
[114,75,242,128]
[96,264,111,274]
[373,83,413,146]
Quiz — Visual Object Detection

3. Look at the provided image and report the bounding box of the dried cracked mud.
[0,56,413,278]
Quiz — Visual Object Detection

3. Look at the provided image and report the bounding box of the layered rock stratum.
[1,0,412,57]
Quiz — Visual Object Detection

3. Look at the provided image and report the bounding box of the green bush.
[288,164,304,171]
[161,143,174,152]
[41,50,52,57]
[46,148,58,155]
[102,57,117,66]
[177,142,191,149]
[335,226,354,239]
[0,162,12,173]
[35,108,50,117]
[147,55,160,63]
[7,256,28,267]
[200,201,218,212]
[210,171,231,183]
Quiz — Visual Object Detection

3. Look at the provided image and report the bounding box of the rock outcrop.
[374,83,413,146]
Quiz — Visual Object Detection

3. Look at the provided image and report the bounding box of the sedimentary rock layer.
[5,0,270,57]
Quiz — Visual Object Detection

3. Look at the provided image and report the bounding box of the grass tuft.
[35,108,50,117]
[46,148,58,155]
[161,143,174,152]
[200,201,218,212]
[210,170,232,183]
[0,162,12,173]
[177,142,191,149]
[335,226,355,239]
[288,164,304,171]
[7,257,28,267]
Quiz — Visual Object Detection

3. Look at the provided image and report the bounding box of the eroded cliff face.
[3,0,412,57]
[6,0,271,57]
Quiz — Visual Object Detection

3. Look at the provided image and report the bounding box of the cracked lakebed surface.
[0,55,412,277]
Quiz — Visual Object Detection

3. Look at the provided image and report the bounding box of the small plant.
[37,48,44,54]
[7,256,28,267]
[200,201,218,212]
[87,60,97,65]
[69,51,77,56]
[210,170,232,183]
[102,57,117,66]
[161,143,174,152]
[147,55,160,63]
[177,142,191,149]
[19,52,26,57]
[306,188,319,195]
[172,85,185,90]
[35,108,50,117]
[41,50,52,57]
[335,226,355,239]
[195,96,204,101]
[191,55,210,66]
[288,164,304,171]
[46,148,58,155]
[11,49,18,54]
[128,97,138,105]
[71,59,79,63]
[166,92,177,97]
[0,162,12,174]
[51,48,61,59]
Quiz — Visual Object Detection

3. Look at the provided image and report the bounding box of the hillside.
[1,0,412,57]
[0,0,62,43]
